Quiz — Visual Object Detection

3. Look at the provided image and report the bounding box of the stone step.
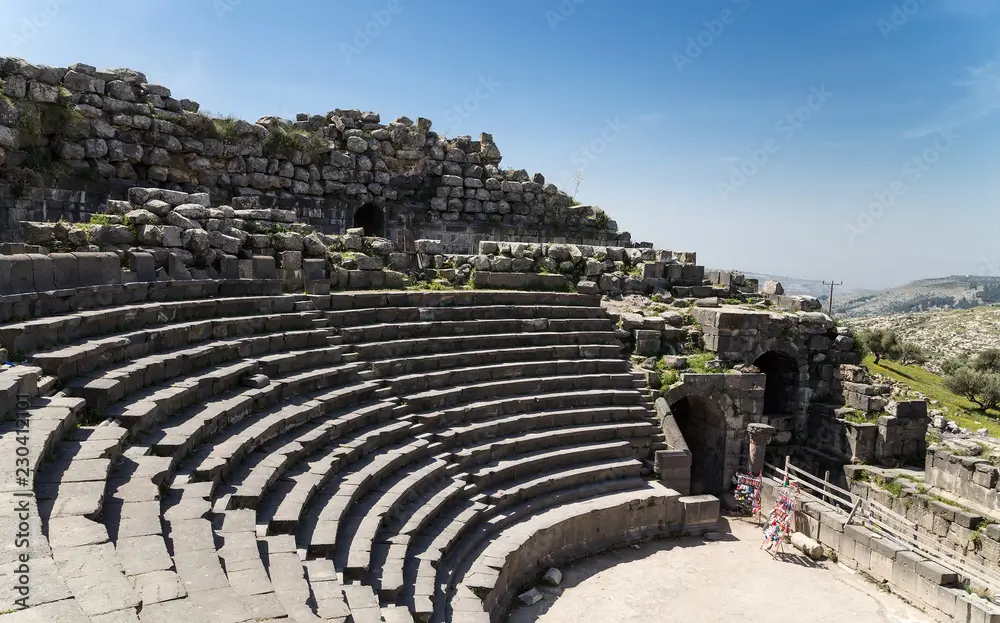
[257,343,348,377]
[343,582,383,623]
[326,290,601,312]
[416,389,644,432]
[114,375,377,512]
[382,604,416,623]
[0,294,316,356]
[404,374,637,413]
[230,401,400,516]
[368,343,622,379]
[106,359,261,436]
[340,458,449,583]
[340,318,613,345]
[376,479,467,604]
[212,528,289,619]
[449,422,652,472]
[301,437,433,557]
[246,417,419,534]
[0,395,86,488]
[352,331,619,362]
[138,362,366,457]
[263,537,330,622]
[61,330,334,414]
[467,441,635,491]
[387,359,630,396]
[30,310,324,381]
[325,304,608,329]
[439,406,650,449]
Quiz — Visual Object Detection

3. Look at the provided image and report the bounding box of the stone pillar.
[747,423,776,475]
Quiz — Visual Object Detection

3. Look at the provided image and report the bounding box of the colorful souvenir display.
[762,481,798,555]
[732,472,761,516]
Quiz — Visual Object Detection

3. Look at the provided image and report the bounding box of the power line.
[823,280,843,316]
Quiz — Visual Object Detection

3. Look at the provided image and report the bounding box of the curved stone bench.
[234,402,404,521]
[452,482,681,623]
[354,330,619,363]
[404,374,635,413]
[30,310,326,381]
[0,290,312,355]
[388,358,628,396]
[339,317,613,345]
[368,343,621,378]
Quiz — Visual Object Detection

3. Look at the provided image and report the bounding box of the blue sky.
[2,0,999,289]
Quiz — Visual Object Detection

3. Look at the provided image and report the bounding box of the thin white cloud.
[903,57,1000,138]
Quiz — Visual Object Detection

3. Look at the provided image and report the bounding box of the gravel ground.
[505,517,933,623]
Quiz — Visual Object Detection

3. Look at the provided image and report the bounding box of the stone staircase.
[0,286,714,623]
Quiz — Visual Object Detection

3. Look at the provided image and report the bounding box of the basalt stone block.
[218,255,240,279]
[0,255,12,294]
[238,259,254,279]
[348,270,371,289]
[50,253,79,289]
[27,253,54,291]
[641,262,664,280]
[303,259,326,281]
[73,253,104,287]
[252,256,276,280]
[279,250,302,270]
[127,251,156,282]
[305,280,331,295]
[168,253,192,279]
[6,254,33,294]
[99,252,121,285]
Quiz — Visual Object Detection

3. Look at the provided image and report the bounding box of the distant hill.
[833,275,1000,318]
[738,272,871,301]
[844,305,1000,370]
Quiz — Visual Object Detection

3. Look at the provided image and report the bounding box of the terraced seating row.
[0,280,301,352]
[0,289,714,623]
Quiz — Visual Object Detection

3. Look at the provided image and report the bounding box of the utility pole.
[823,280,843,316]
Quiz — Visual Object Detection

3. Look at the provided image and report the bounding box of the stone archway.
[352,202,385,237]
[754,350,799,416]
[669,395,728,495]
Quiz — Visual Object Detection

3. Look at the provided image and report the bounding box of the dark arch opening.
[353,202,385,237]
[754,350,799,416]
[670,395,727,495]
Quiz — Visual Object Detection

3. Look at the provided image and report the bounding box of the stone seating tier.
[0,288,716,623]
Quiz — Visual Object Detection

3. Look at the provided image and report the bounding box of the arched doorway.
[670,395,727,495]
[353,203,385,237]
[754,351,799,415]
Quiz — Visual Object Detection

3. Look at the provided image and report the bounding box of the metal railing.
[760,457,1000,596]
[860,496,1000,597]
[762,458,857,515]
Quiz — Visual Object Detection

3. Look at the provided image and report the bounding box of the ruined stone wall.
[0,57,633,252]
[926,447,1000,514]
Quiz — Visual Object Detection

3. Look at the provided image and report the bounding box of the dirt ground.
[506,517,934,623]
